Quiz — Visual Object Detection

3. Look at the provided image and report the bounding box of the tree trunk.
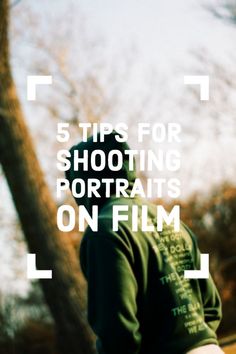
[0,1,95,353]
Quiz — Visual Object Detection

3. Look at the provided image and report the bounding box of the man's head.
[65,130,136,212]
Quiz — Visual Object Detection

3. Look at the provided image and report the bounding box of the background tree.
[0,1,94,353]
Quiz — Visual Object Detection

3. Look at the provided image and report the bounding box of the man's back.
[66,131,222,353]
[80,196,222,354]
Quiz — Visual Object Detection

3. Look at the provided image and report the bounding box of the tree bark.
[0,1,95,353]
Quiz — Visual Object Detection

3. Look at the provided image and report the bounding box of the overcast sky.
[26,0,235,82]
[76,0,234,71]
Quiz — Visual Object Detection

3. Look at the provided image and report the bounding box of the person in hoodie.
[65,131,223,354]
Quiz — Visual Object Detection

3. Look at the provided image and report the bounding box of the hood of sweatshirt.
[65,131,136,213]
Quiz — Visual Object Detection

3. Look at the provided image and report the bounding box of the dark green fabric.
[67,132,222,354]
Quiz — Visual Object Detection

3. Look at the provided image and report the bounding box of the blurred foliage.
[170,182,236,335]
[0,283,56,354]
[0,321,56,354]
[207,0,236,25]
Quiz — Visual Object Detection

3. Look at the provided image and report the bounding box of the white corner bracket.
[184,75,209,101]
[27,253,52,279]
[184,253,209,279]
[27,75,52,101]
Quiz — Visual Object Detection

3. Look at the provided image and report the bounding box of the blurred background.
[0,0,236,353]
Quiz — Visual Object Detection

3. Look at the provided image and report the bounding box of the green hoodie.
[66,132,222,354]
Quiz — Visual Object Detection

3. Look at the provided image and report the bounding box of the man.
[66,131,223,354]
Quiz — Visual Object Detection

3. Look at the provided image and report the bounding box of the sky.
[26,0,235,87]
[27,0,236,192]
[76,0,234,71]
